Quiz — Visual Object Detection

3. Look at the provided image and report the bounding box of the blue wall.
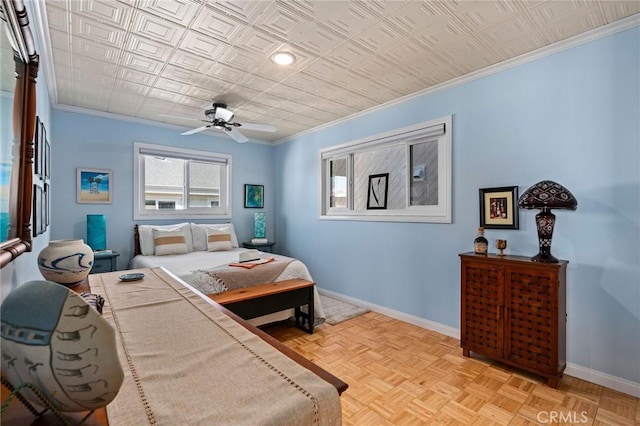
[5,14,637,391]
[274,28,640,385]
[48,111,275,269]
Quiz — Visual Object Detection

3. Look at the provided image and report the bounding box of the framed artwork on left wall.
[77,168,112,204]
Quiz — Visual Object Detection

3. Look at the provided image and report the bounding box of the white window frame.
[319,115,452,223]
[133,142,232,220]
[326,154,352,211]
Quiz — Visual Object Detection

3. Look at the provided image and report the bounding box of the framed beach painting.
[77,168,112,204]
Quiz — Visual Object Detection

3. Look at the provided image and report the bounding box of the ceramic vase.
[38,239,94,287]
[1,280,124,411]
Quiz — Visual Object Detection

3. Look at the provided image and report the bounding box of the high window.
[134,142,231,220]
[320,116,452,223]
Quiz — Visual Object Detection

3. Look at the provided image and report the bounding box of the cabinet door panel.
[461,261,504,358]
[504,267,557,372]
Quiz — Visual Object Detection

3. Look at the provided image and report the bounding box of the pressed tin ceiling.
[33,0,640,143]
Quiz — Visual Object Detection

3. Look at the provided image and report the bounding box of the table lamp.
[518,180,577,263]
[254,212,266,239]
[87,214,106,251]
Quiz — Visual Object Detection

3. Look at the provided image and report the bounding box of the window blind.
[321,123,445,160]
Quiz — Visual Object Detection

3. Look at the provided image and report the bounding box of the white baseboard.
[317,288,639,398]
[565,363,640,398]
[318,288,459,339]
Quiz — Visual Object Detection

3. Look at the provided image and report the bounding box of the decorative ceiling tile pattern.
[36,0,639,143]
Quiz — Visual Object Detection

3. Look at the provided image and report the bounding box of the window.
[329,157,349,209]
[134,142,232,220]
[319,116,451,223]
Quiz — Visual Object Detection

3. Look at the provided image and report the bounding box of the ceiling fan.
[178,103,276,143]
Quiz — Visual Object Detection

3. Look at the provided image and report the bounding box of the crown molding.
[275,13,640,145]
[53,104,273,145]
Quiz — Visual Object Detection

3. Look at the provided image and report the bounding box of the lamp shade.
[518,181,577,263]
[87,214,106,251]
[518,180,577,210]
[254,212,266,239]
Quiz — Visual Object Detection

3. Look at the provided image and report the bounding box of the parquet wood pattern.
[263,312,639,425]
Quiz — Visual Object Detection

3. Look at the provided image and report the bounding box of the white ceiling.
[33,1,640,143]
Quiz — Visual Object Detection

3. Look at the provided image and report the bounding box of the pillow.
[191,223,239,251]
[206,229,233,252]
[153,228,188,256]
[138,223,192,255]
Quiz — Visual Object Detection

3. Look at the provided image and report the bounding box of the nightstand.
[242,242,276,253]
[90,251,120,274]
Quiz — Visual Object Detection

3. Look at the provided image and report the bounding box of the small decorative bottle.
[474,227,488,255]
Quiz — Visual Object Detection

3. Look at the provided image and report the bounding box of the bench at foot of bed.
[210,279,315,333]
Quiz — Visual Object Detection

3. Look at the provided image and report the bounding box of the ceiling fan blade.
[181,125,209,136]
[236,122,276,132]
[227,128,249,143]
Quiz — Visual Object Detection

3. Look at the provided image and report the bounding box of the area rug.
[320,294,369,325]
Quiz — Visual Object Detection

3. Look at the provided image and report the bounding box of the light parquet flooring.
[262,312,640,426]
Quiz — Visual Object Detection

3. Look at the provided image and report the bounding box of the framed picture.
[77,168,112,204]
[44,136,50,179]
[244,184,264,208]
[367,173,389,210]
[44,182,50,227]
[32,184,44,235]
[34,116,42,177]
[40,121,46,179]
[479,186,519,229]
[32,184,39,236]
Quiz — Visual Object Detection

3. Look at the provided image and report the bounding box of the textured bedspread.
[199,254,294,292]
[129,250,326,324]
[90,268,341,425]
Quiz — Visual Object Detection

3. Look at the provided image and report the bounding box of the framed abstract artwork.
[367,173,389,210]
[479,186,519,229]
[244,184,264,208]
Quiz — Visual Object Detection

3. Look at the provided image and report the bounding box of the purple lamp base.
[533,209,559,263]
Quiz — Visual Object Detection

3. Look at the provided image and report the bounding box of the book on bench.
[229,257,275,269]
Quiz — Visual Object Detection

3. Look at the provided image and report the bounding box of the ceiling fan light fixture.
[214,107,234,122]
[270,51,296,66]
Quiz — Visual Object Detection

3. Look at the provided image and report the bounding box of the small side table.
[242,242,276,253]
[90,251,120,274]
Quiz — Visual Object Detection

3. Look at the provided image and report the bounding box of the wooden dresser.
[459,252,568,387]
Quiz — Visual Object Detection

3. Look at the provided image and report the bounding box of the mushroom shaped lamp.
[518,180,577,263]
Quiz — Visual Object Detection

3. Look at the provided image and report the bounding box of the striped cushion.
[153,229,188,256]
[206,229,233,252]
[139,223,193,255]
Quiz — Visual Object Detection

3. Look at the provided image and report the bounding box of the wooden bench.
[210,279,315,333]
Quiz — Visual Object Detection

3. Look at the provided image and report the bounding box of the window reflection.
[1,17,17,243]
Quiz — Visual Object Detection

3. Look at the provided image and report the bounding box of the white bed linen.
[128,249,325,325]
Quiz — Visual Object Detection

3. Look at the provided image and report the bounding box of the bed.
[128,222,326,327]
